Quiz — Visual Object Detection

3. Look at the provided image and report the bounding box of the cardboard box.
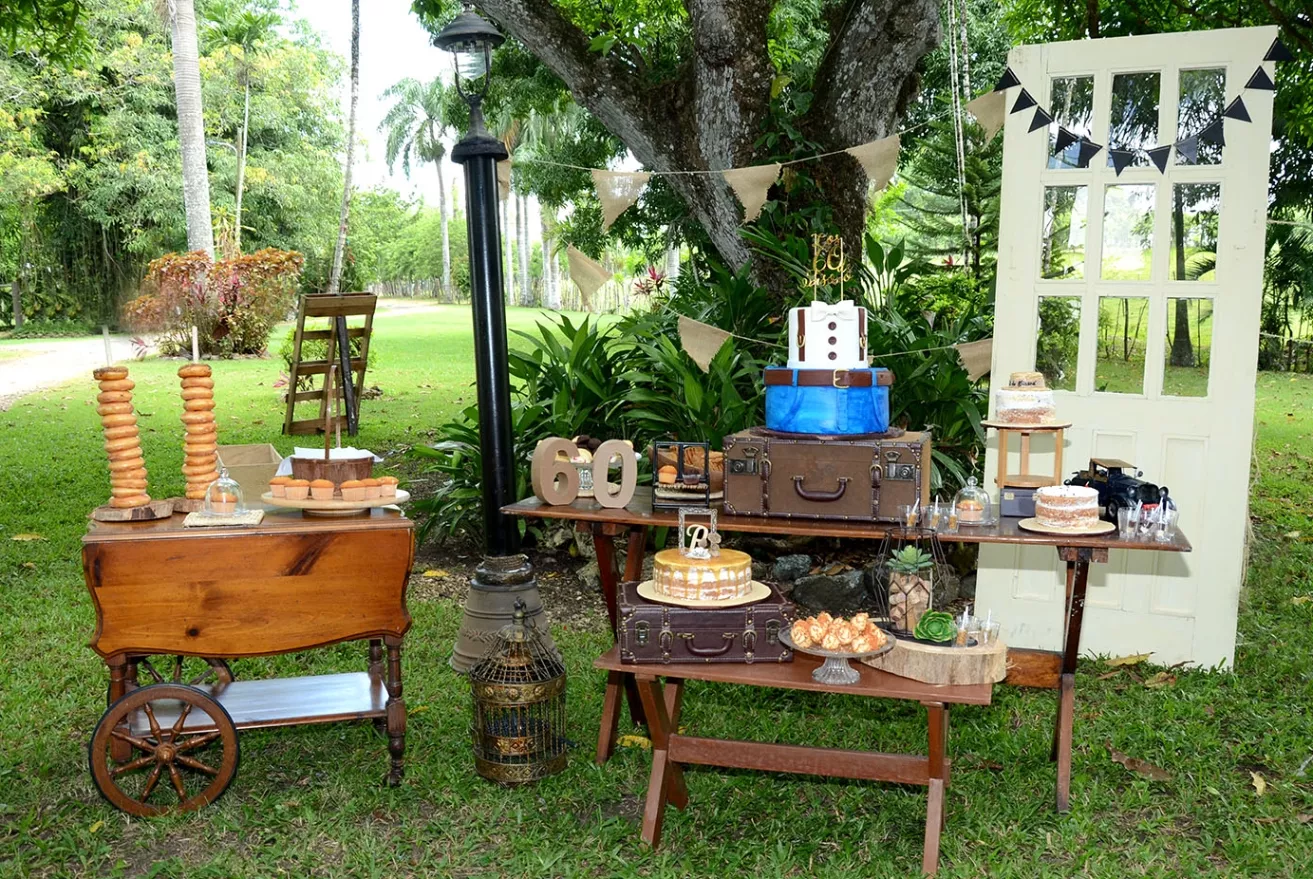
[217,444,284,500]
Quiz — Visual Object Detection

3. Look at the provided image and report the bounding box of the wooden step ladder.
[282,293,376,436]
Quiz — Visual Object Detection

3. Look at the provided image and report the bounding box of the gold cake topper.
[806,233,853,289]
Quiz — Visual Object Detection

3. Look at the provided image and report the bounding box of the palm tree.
[327,0,359,295]
[379,77,454,297]
[167,0,214,257]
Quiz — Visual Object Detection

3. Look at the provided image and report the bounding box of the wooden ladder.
[282,293,377,436]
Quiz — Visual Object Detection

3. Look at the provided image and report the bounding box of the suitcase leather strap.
[763,368,893,388]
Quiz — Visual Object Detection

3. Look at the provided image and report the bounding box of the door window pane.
[1163,298,1212,396]
[1108,72,1160,168]
[1170,183,1219,281]
[1097,297,1149,394]
[1101,184,1155,280]
[1041,185,1087,279]
[1178,68,1225,165]
[1037,297,1081,391]
[1048,75,1094,169]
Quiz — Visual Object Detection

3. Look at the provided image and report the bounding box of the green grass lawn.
[3,308,1312,877]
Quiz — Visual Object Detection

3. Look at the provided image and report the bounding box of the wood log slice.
[91,498,175,522]
[860,636,1007,686]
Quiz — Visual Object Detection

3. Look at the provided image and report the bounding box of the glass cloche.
[203,467,245,516]
[952,476,995,527]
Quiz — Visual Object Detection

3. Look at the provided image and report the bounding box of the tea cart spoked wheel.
[133,656,235,689]
[89,683,240,817]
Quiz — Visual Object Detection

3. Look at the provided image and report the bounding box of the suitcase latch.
[766,620,781,645]
[635,620,650,646]
[743,628,756,660]
[660,627,673,659]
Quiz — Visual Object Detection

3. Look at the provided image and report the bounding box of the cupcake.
[377,475,399,498]
[212,492,238,515]
[657,464,678,485]
[361,477,381,500]
[340,479,366,502]
[269,475,291,498]
[310,478,336,501]
[285,478,310,500]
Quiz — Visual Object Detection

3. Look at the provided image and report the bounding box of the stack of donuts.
[94,366,150,509]
[178,364,220,500]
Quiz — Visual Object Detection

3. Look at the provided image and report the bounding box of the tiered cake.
[764,299,892,435]
[1033,485,1100,530]
[650,548,754,602]
[994,372,1057,425]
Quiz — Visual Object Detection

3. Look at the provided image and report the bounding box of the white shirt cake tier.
[787,299,868,370]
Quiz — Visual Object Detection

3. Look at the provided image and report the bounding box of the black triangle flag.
[1175,135,1199,164]
[1199,118,1226,147]
[1054,126,1080,153]
[1147,145,1172,173]
[1246,66,1276,91]
[1264,37,1295,63]
[1029,106,1054,133]
[1076,137,1103,169]
[1109,148,1137,175]
[994,67,1021,92]
[1223,96,1251,122]
[1011,89,1037,113]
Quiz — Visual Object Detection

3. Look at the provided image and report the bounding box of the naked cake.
[650,548,754,602]
[994,371,1057,425]
[1034,485,1100,530]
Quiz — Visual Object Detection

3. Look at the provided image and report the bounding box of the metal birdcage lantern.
[871,525,953,637]
[469,599,568,784]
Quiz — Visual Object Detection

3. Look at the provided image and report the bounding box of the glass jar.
[203,467,244,516]
[953,476,995,526]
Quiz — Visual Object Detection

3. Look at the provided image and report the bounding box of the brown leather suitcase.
[722,428,932,522]
[617,581,795,664]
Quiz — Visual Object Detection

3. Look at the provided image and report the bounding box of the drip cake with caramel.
[650,548,754,602]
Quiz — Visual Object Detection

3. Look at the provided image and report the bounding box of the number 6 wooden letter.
[530,438,580,505]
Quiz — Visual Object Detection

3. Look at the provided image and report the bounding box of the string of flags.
[974,35,1292,175]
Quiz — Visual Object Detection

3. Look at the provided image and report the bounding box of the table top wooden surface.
[83,505,412,544]
[595,645,992,705]
[506,489,1191,552]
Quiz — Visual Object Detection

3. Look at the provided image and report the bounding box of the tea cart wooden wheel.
[89,683,239,817]
[134,656,235,689]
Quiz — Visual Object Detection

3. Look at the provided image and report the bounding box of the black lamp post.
[435,7,554,672]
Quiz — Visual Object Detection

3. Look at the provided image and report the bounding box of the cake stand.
[1017,517,1115,536]
[261,490,410,517]
[779,629,896,685]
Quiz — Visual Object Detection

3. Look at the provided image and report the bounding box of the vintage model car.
[1066,457,1162,521]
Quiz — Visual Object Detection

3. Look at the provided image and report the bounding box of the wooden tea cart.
[81,507,413,815]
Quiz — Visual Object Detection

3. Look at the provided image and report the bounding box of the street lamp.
[435,6,554,672]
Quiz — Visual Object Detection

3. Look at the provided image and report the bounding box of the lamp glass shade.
[455,43,489,83]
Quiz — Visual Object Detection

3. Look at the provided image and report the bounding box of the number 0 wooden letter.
[591,440,638,508]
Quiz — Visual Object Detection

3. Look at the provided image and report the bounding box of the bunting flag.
[566,246,613,312]
[1053,126,1079,154]
[1028,106,1054,133]
[1147,145,1172,173]
[1223,96,1251,122]
[496,159,512,201]
[846,135,900,190]
[953,338,994,382]
[723,163,781,222]
[1199,118,1226,147]
[592,170,652,230]
[993,67,1021,92]
[1264,36,1295,63]
[677,316,733,372]
[1109,148,1137,175]
[965,90,1006,142]
[1011,88,1037,113]
[1076,137,1104,169]
[1245,66,1276,91]
[1175,135,1199,164]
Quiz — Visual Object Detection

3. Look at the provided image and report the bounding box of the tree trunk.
[328,0,359,295]
[10,277,21,329]
[1170,190,1195,366]
[518,192,532,306]
[503,193,515,305]
[541,210,559,309]
[235,79,249,254]
[437,161,451,298]
[169,0,214,258]
[664,245,680,284]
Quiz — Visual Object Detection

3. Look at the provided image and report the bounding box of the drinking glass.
[1155,507,1179,543]
[981,620,1002,645]
[1117,506,1136,540]
[900,504,919,529]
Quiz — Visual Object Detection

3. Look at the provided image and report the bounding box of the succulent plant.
[914,610,956,643]
[886,545,934,574]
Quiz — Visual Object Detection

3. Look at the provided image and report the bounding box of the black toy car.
[1066,458,1163,521]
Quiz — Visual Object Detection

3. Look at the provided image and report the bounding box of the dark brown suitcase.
[617,580,795,664]
[722,428,932,522]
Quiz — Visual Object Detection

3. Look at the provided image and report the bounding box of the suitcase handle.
[679,632,736,656]
[793,475,850,502]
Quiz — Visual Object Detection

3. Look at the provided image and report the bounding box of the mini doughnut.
[109,485,149,498]
[185,488,208,500]
[93,366,129,381]
[110,478,148,491]
[103,425,139,440]
[180,387,212,401]
[101,413,136,429]
[114,467,148,483]
[104,437,142,454]
[97,391,133,404]
[108,457,146,472]
[180,377,214,390]
[109,494,151,509]
[107,446,144,459]
[182,460,218,476]
[181,411,215,425]
[177,364,212,378]
[97,402,134,417]
[186,472,220,487]
[183,441,218,455]
[96,378,135,393]
[183,422,216,436]
[183,398,216,412]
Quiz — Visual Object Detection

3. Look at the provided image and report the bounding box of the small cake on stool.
[994,372,1057,425]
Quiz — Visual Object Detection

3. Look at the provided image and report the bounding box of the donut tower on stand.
[178,364,220,502]
[94,366,151,510]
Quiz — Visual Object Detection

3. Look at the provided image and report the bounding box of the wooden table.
[594,646,989,874]
[505,489,1191,812]
[81,507,414,815]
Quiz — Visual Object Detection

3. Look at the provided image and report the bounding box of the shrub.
[125,248,304,357]
[5,317,97,338]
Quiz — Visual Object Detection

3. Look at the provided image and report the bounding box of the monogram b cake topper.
[677,507,720,559]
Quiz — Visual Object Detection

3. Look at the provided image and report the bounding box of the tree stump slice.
[169,497,206,514]
[91,499,175,522]
[860,637,1007,686]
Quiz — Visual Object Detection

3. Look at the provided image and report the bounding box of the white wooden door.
[977,27,1275,668]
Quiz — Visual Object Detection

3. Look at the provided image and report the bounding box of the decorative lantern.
[871,530,953,637]
[469,599,567,784]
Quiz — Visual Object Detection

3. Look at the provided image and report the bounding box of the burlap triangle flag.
[954,338,993,382]
[677,316,733,373]
[722,163,781,222]
[965,90,1006,142]
[496,159,512,201]
[591,170,652,230]
[566,246,612,311]
[845,135,900,191]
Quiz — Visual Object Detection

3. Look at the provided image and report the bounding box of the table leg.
[369,640,386,734]
[593,524,646,729]
[383,635,405,787]
[922,701,949,875]
[106,657,130,763]
[636,674,688,849]
[597,670,624,765]
[1053,549,1095,813]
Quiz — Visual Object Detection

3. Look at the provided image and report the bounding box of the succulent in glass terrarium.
[886,545,934,633]
[203,468,244,516]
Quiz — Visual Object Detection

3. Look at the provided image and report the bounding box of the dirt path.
[0,335,153,410]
